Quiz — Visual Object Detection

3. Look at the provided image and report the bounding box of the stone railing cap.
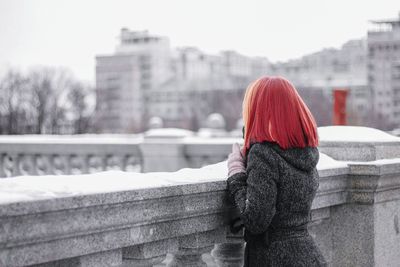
[318,126,400,143]
[0,162,228,215]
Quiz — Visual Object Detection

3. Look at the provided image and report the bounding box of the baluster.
[35,154,52,175]
[122,239,174,266]
[211,228,245,267]
[69,155,86,174]
[169,229,225,267]
[124,155,141,172]
[106,155,122,171]
[52,155,68,175]
[17,154,35,176]
[2,154,16,177]
[88,155,103,173]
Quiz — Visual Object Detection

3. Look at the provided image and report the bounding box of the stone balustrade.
[3,126,399,177]
[0,163,231,267]
[1,146,400,266]
[0,130,240,177]
[1,126,400,266]
[0,135,144,177]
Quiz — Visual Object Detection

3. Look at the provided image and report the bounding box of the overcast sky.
[0,0,399,83]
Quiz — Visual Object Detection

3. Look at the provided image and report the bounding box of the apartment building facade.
[368,13,400,129]
[96,24,387,133]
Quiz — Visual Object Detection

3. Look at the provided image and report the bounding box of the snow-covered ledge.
[1,151,400,267]
[318,126,400,161]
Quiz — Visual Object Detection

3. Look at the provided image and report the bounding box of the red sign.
[333,89,348,125]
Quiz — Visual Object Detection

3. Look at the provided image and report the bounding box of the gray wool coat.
[227,141,327,267]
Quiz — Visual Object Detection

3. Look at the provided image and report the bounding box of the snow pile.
[0,161,228,205]
[318,126,400,142]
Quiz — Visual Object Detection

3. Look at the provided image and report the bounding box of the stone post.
[330,160,400,267]
[139,129,193,172]
[318,128,400,266]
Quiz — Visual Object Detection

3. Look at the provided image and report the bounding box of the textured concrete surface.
[374,199,400,266]
[331,204,375,267]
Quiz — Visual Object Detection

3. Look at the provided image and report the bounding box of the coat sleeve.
[227,144,278,234]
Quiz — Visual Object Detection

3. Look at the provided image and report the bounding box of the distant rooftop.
[370,12,400,26]
[119,28,165,45]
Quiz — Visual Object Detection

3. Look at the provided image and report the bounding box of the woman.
[227,76,327,266]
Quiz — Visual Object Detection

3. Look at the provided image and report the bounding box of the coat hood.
[264,142,319,172]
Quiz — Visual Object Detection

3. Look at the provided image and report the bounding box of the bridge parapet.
[1,153,400,266]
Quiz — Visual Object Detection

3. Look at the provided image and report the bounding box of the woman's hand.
[227,143,246,177]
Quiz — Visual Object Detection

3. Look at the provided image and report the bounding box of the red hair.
[242,76,318,153]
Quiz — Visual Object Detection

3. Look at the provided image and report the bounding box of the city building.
[146,49,270,130]
[270,39,370,126]
[95,28,271,133]
[368,13,400,129]
[95,29,172,133]
[95,26,380,133]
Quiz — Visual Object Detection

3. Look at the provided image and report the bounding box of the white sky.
[0,0,399,83]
